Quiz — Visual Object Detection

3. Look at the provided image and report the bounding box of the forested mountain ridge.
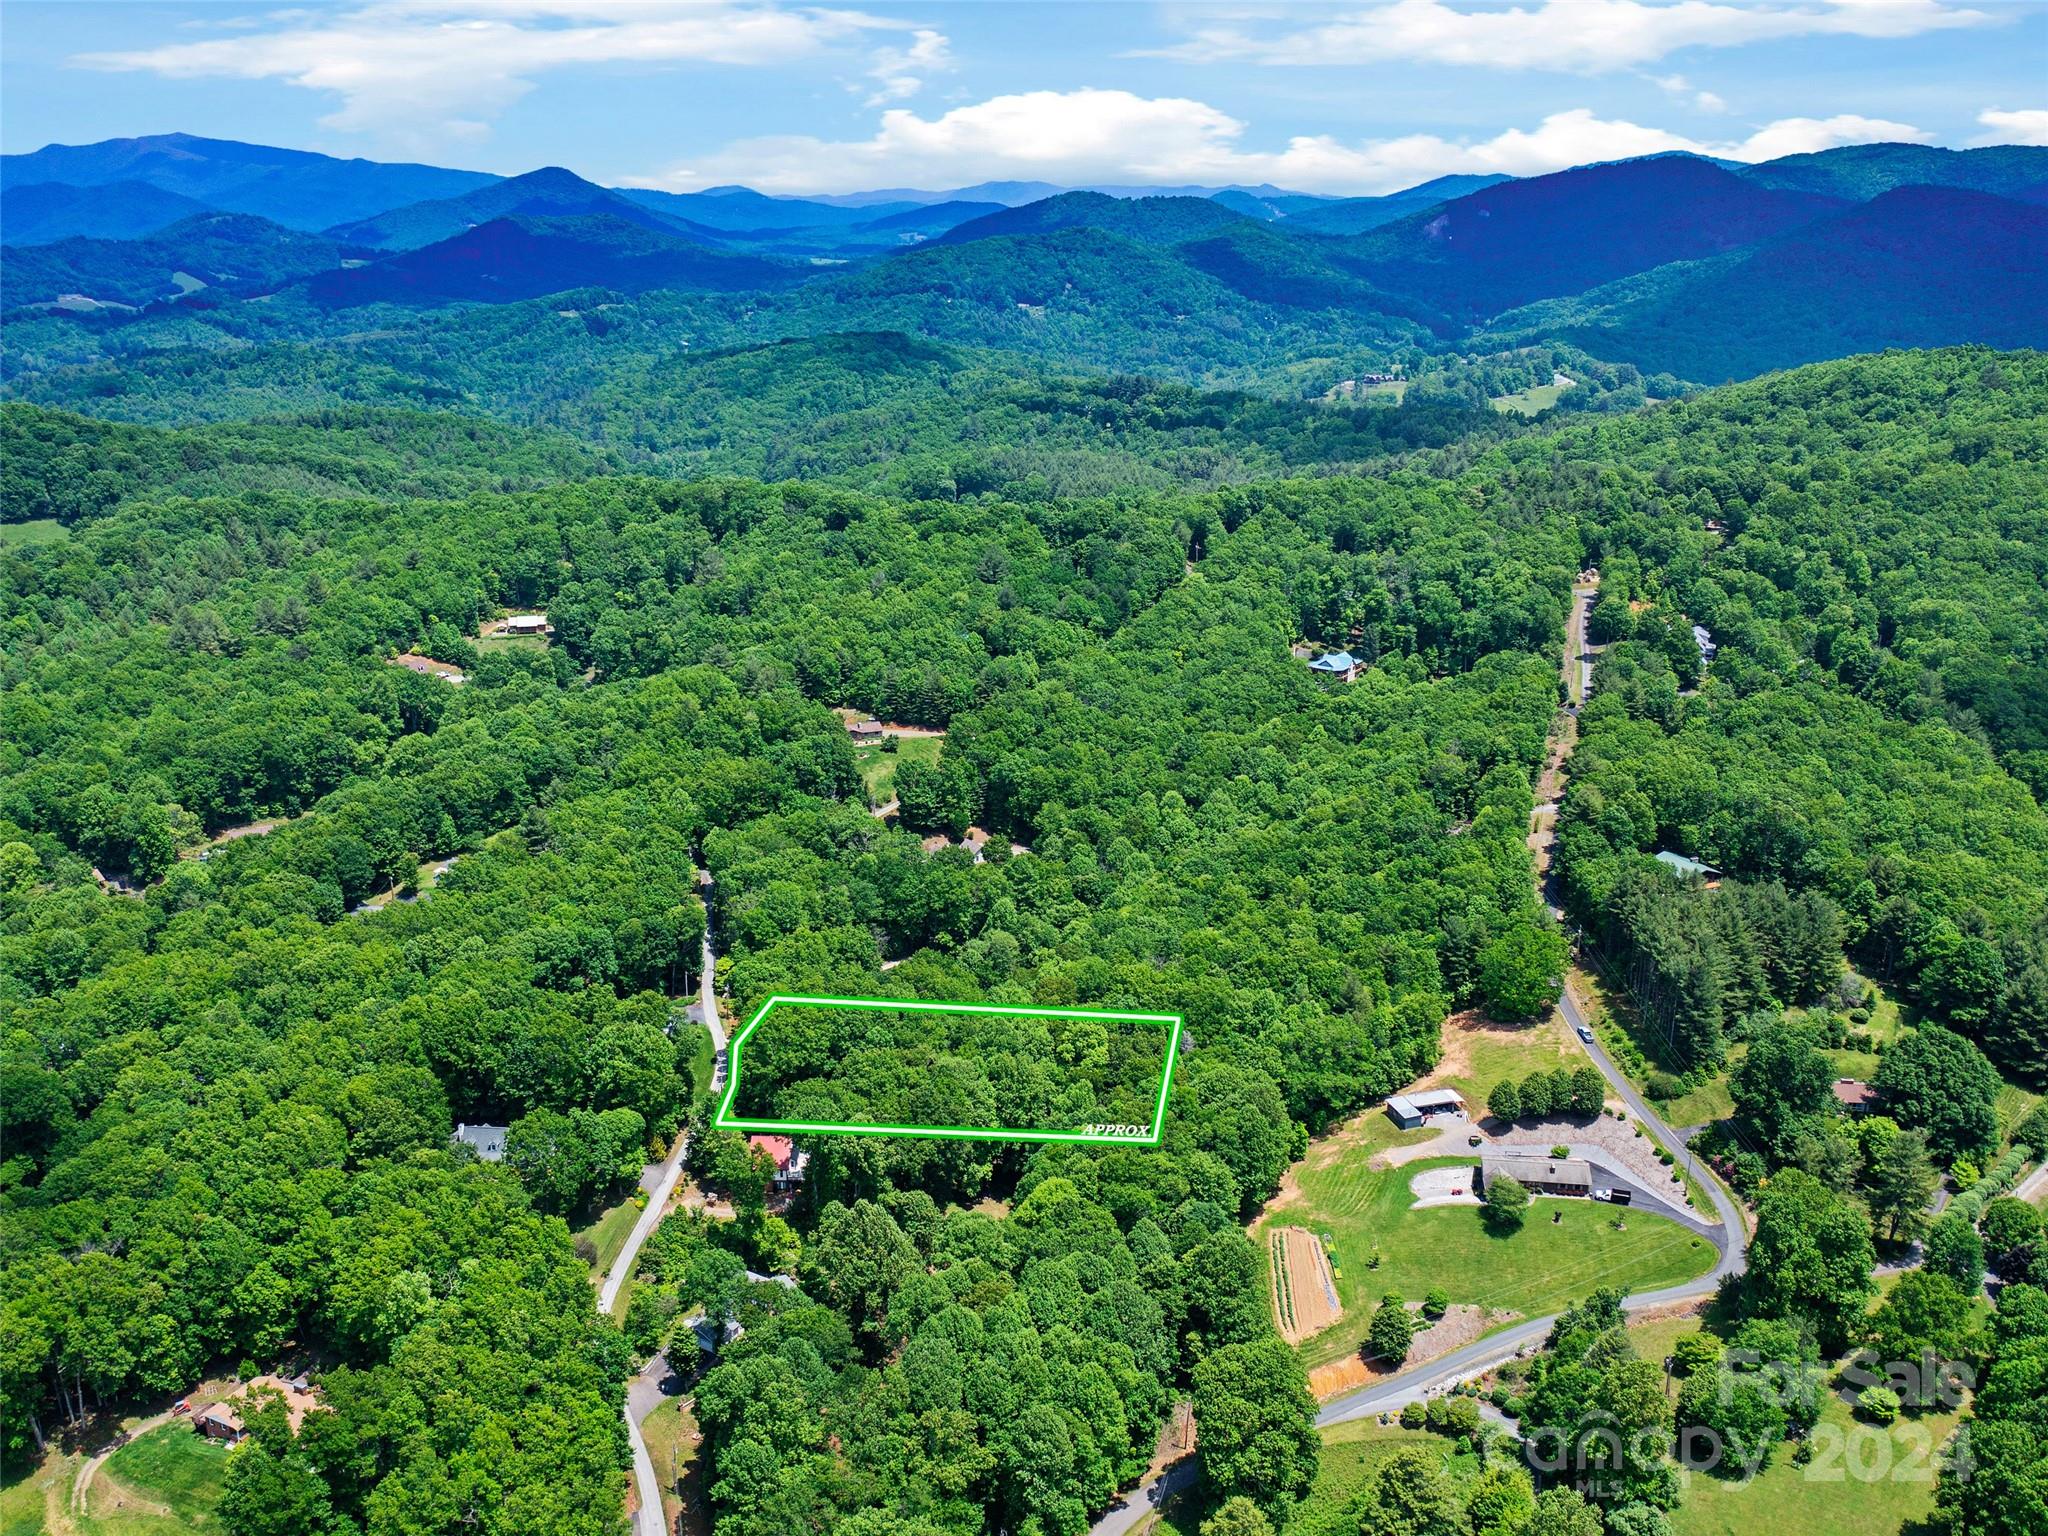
[298,216,806,308]
[0,178,215,244]
[1488,183,2048,381]
[6,138,2043,400]
[1340,156,1842,319]
[1,212,368,309]
[323,165,720,251]
[0,131,499,230]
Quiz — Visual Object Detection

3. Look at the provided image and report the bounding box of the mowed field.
[1,1423,230,1536]
[852,734,942,802]
[1261,1148,1716,1371]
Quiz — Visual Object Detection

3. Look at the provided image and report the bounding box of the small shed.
[453,1122,508,1162]
[1481,1150,1592,1196]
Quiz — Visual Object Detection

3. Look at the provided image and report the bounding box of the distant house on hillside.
[1832,1079,1880,1117]
[1481,1150,1591,1197]
[453,1122,508,1162]
[502,613,550,635]
[1692,624,1717,664]
[748,1134,808,1191]
[848,716,883,743]
[1385,1088,1465,1130]
[1654,850,1719,882]
[1308,650,1360,682]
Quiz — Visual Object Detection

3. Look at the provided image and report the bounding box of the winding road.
[611,873,728,1536]
[1087,579,1752,1531]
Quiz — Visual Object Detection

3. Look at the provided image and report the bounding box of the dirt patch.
[85,1465,173,1521]
[1144,1401,1197,1479]
[1308,1356,1375,1399]
[388,652,466,683]
[1424,1009,1489,1086]
[1270,1226,1341,1344]
[1409,1303,1517,1366]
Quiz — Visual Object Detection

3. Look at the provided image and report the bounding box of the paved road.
[611,881,728,1536]
[1090,1457,1202,1536]
[1558,988,1748,1282]
[623,1350,686,1536]
[2013,1159,2048,1208]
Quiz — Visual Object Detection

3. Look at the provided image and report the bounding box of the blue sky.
[4,2,2044,195]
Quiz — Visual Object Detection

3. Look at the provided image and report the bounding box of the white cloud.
[631,91,1930,195]
[865,27,951,105]
[73,2,931,154]
[1976,106,2048,145]
[1146,0,1994,73]
[1730,113,1928,159]
[1651,73,1727,112]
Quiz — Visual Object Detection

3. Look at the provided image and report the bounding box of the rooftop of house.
[453,1122,508,1161]
[1309,650,1358,672]
[1832,1078,1881,1109]
[749,1133,795,1169]
[1654,850,1718,878]
[1482,1150,1593,1184]
[1386,1087,1466,1118]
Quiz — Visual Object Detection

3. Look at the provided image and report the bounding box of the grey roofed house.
[1308,650,1359,674]
[1384,1087,1465,1129]
[452,1122,508,1162]
[1691,623,1716,661]
[1481,1150,1593,1194]
[1654,850,1719,880]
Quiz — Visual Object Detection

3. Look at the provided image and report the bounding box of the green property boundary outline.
[714,994,1184,1145]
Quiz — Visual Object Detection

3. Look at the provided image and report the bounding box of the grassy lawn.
[1260,1153,1717,1371]
[1421,1011,1579,1112]
[1137,1421,1458,1536]
[0,1465,49,1536]
[639,1397,705,1536]
[475,633,549,655]
[0,519,70,550]
[1,1426,237,1536]
[851,735,942,802]
[678,1017,715,1099]
[1671,1387,1959,1536]
[1491,383,1565,415]
[574,1193,646,1279]
[89,1426,231,1532]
